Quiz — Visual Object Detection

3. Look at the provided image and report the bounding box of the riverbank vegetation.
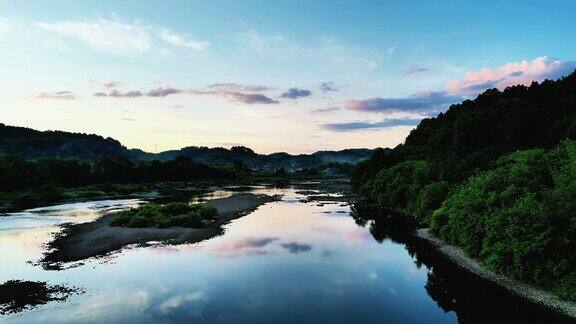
[110,202,217,228]
[0,155,232,210]
[430,140,576,301]
[0,155,234,192]
[0,150,352,211]
[352,71,576,301]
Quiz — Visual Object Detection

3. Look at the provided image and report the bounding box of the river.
[0,183,571,323]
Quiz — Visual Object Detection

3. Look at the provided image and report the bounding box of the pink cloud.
[146,87,182,97]
[108,90,143,98]
[186,89,279,104]
[446,56,576,96]
[226,92,279,104]
[37,91,76,100]
[310,107,341,113]
[344,91,462,113]
[206,83,272,92]
[102,81,121,88]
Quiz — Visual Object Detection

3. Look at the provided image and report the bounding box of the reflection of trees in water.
[351,203,574,324]
[425,270,457,313]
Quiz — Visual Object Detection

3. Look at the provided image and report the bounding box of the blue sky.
[1,1,575,153]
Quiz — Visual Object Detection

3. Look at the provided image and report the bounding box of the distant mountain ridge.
[0,123,372,169]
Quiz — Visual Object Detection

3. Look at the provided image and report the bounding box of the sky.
[1,0,575,154]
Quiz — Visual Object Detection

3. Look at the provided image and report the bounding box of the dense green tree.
[429,140,576,300]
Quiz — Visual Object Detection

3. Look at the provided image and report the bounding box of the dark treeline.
[352,71,576,301]
[353,71,576,222]
[0,155,234,192]
[0,123,139,159]
[0,123,372,169]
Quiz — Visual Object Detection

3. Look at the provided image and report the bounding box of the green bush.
[127,215,152,228]
[198,204,217,219]
[430,140,576,300]
[109,210,135,226]
[110,202,217,229]
[160,202,194,215]
[13,185,64,207]
[368,160,433,224]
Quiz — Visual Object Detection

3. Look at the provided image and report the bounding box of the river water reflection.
[0,185,571,323]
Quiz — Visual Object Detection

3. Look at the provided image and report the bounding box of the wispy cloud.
[208,237,279,257]
[36,16,208,55]
[37,91,76,100]
[227,92,279,104]
[281,242,312,254]
[345,91,463,113]
[206,83,272,92]
[36,18,152,54]
[94,84,279,104]
[446,56,576,96]
[236,30,386,72]
[322,118,420,132]
[158,292,205,314]
[281,87,312,99]
[95,87,182,98]
[0,20,10,36]
[146,87,182,97]
[157,28,209,51]
[99,90,144,98]
[405,67,429,74]
[102,81,121,88]
[187,88,279,104]
[311,107,341,113]
[237,29,285,53]
[319,82,340,93]
[240,237,279,248]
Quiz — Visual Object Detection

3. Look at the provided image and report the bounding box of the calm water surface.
[0,186,570,323]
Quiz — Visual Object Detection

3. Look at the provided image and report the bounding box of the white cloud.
[158,28,209,50]
[237,29,285,53]
[0,20,10,34]
[36,18,152,54]
[446,56,576,96]
[36,16,208,55]
[37,91,76,100]
[158,292,205,314]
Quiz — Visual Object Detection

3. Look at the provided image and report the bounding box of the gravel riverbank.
[415,228,576,319]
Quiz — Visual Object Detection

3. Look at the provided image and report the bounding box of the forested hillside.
[0,123,143,159]
[353,71,576,222]
[353,71,576,301]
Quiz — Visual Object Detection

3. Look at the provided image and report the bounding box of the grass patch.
[110,202,217,228]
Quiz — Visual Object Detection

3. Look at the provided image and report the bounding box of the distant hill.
[0,123,372,170]
[155,146,372,170]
